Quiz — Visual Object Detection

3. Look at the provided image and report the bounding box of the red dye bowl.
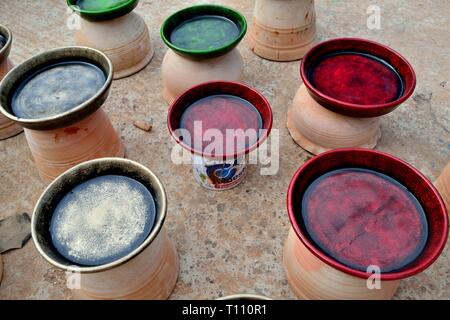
[167,81,273,159]
[300,38,416,118]
[287,148,448,281]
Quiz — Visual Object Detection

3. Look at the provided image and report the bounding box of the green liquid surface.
[75,0,129,11]
[170,15,240,51]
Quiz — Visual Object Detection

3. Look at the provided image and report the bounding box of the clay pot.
[168,81,273,190]
[248,0,316,61]
[161,4,247,104]
[288,38,417,154]
[0,24,23,140]
[67,0,139,21]
[68,0,153,79]
[301,38,416,118]
[287,84,381,155]
[435,163,450,215]
[31,158,179,300]
[284,227,400,299]
[283,148,448,300]
[0,47,125,183]
[161,49,244,105]
[218,294,271,300]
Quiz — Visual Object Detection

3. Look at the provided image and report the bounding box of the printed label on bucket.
[192,154,247,190]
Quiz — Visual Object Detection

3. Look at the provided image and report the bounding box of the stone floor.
[0,0,449,300]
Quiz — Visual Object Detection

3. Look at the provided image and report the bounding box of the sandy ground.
[0,0,449,299]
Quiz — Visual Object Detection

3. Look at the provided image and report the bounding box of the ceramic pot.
[68,0,153,79]
[67,0,139,21]
[284,227,400,299]
[301,38,416,118]
[218,294,271,300]
[0,46,125,183]
[249,0,316,61]
[283,148,448,300]
[0,24,23,140]
[435,163,450,215]
[287,84,381,155]
[31,158,179,300]
[161,4,247,104]
[168,81,273,190]
[161,49,244,105]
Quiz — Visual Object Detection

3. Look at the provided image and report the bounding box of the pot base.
[0,114,23,140]
[162,49,244,104]
[75,11,153,80]
[435,163,450,215]
[283,228,400,300]
[25,109,125,183]
[248,18,315,62]
[71,228,179,300]
[287,84,381,155]
[0,59,23,140]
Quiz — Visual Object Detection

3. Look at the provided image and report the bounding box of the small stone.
[0,213,31,253]
[133,120,152,132]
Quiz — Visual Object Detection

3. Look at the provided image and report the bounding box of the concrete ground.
[0,0,449,299]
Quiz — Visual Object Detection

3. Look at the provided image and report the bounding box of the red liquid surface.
[180,95,262,155]
[309,52,403,105]
[302,168,427,272]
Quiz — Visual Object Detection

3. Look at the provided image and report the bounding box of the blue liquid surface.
[50,175,156,266]
[11,61,105,119]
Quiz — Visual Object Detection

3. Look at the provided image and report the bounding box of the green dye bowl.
[161,4,247,59]
[66,0,139,21]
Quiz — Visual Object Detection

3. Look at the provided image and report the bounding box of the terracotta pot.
[284,148,448,300]
[218,294,272,300]
[31,158,179,300]
[287,84,381,155]
[301,38,416,118]
[67,0,139,21]
[74,11,153,79]
[284,228,399,299]
[435,163,450,215]
[249,0,316,61]
[0,47,125,183]
[0,24,23,140]
[161,49,244,105]
[168,81,273,190]
[161,4,247,104]
[24,109,124,183]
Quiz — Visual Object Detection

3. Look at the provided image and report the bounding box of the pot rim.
[0,24,12,63]
[66,0,139,21]
[167,80,273,160]
[217,294,272,300]
[31,157,167,274]
[287,148,449,281]
[160,4,247,59]
[0,46,113,130]
[300,37,417,118]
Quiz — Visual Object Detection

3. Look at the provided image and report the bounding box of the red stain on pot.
[64,127,81,135]
[309,52,403,106]
[302,168,427,273]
